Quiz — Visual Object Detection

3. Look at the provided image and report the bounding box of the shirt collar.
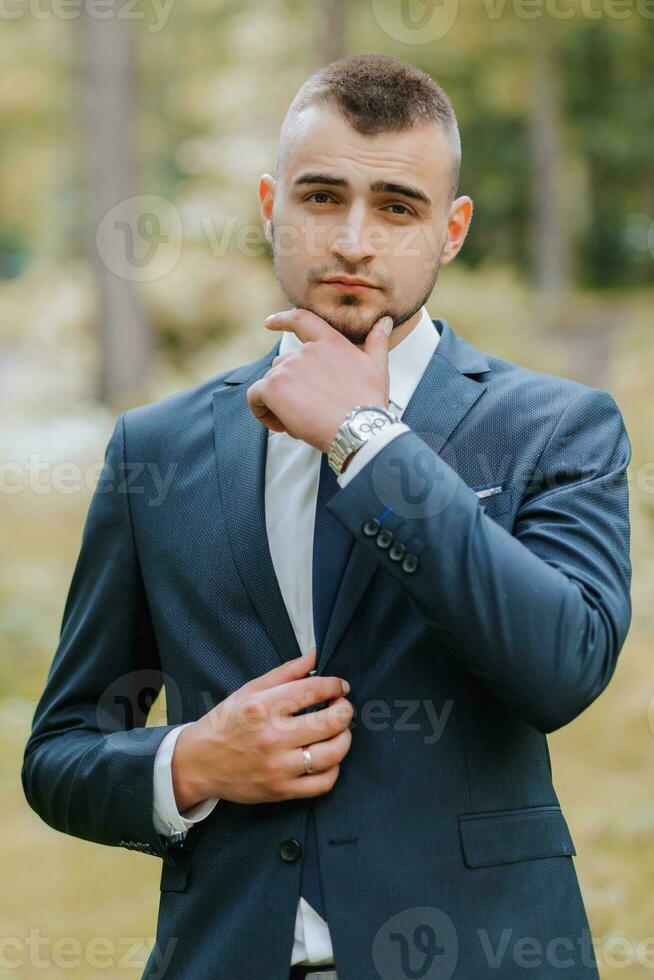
[277,305,439,414]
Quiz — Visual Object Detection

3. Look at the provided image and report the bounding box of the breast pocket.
[471,483,514,519]
[458,804,576,868]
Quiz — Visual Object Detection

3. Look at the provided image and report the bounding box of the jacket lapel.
[211,318,490,672]
[212,340,304,665]
[315,318,490,674]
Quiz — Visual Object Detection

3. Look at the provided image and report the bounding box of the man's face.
[259,104,471,346]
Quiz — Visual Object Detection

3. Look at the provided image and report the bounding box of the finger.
[271,674,349,715]
[363,315,393,375]
[245,378,269,420]
[264,308,332,344]
[242,649,317,696]
[270,351,297,369]
[275,764,340,799]
[258,410,287,433]
[245,380,287,432]
[282,726,352,778]
[287,696,354,747]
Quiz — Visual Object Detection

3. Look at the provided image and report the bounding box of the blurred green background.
[1,0,653,976]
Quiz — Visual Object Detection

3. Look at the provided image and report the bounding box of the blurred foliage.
[0,2,652,368]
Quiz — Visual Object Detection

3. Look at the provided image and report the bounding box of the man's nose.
[329,206,375,265]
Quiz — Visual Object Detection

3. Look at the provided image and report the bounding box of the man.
[22,54,631,980]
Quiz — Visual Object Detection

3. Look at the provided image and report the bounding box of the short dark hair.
[277,53,461,205]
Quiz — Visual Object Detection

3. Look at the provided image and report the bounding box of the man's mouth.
[321,277,380,293]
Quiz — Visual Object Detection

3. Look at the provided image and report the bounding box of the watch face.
[349,408,393,440]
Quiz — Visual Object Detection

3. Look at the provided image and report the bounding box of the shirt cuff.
[336,422,410,488]
[153,722,219,837]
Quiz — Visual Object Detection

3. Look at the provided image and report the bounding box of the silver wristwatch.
[327,405,401,476]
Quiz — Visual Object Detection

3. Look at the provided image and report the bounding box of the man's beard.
[269,217,443,345]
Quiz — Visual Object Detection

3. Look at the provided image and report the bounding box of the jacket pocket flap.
[478,488,514,517]
[458,805,576,868]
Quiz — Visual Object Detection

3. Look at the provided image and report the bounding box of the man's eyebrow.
[369,179,431,207]
[292,173,432,207]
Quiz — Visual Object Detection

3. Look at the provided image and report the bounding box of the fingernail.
[380,316,393,336]
[341,679,350,694]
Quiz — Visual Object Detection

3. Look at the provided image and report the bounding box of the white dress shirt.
[152,305,440,965]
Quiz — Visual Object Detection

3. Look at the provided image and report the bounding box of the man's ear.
[442,195,473,264]
[258,174,275,247]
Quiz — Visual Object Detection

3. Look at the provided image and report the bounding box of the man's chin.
[313,309,380,345]
[331,322,375,346]
[289,296,389,344]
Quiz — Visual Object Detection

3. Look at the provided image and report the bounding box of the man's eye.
[303,194,414,216]
[305,192,334,204]
[385,203,414,216]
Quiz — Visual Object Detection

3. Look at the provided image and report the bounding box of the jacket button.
[389,542,406,562]
[402,554,419,574]
[362,518,380,537]
[376,529,394,549]
[279,837,302,862]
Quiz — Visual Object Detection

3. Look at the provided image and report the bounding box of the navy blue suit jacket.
[22,318,631,979]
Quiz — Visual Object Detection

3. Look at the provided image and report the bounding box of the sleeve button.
[389,542,406,562]
[402,554,419,574]
[362,519,381,537]
[376,529,394,549]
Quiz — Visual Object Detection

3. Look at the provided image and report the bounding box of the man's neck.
[388,307,423,350]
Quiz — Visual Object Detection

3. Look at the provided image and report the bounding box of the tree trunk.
[527,29,571,326]
[80,6,152,404]
[314,0,347,68]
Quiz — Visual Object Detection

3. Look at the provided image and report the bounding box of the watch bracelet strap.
[327,427,360,475]
[327,407,401,476]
